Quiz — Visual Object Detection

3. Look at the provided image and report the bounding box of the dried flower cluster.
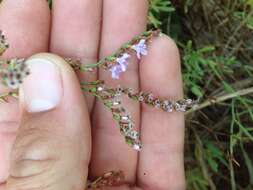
[0,29,198,189]
[1,58,30,89]
[82,80,197,150]
[87,170,124,189]
[0,29,197,151]
[126,90,197,112]
[82,80,142,150]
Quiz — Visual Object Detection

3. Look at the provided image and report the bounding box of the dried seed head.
[132,141,142,151]
[186,99,193,105]
[147,93,154,103]
[125,135,142,150]
[162,100,173,112]
[2,58,30,89]
[138,95,144,102]
[115,86,124,96]
[120,123,133,134]
[126,130,139,140]
[154,99,161,108]
[126,87,134,96]
[97,85,104,92]
[0,30,9,55]
[120,115,130,121]
[138,91,145,102]
[174,102,187,112]
[112,100,121,106]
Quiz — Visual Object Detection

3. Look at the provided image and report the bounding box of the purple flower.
[110,53,130,79]
[110,64,123,79]
[132,39,148,59]
[116,53,130,72]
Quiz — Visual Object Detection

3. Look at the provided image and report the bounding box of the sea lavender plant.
[0,29,197,151]
[0,29,199,189]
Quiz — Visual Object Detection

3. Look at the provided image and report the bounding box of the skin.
[0,0,185,189]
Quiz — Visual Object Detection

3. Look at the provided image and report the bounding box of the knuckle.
[7,124,87,190]
[9,128,59,179]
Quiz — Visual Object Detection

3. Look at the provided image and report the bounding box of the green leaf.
[240,143,253,185]
[191,85,203,97]
[197,46,215,53]
[206,157,219,172]
[186,168,209,190]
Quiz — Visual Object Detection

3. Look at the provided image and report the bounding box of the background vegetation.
[148,0,253,189]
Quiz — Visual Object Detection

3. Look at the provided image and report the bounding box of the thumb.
[6,53,91,190]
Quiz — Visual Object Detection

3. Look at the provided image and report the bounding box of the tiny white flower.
[132,142,142,151]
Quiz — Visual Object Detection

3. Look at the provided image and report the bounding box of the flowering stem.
[0,28,197,151]
[80,30,161,72]
[186,86,253,115]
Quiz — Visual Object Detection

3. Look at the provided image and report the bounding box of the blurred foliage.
[148,0,175,28]
[149,0,253,189]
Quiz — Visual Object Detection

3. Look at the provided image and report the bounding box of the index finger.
[50,0,102,112]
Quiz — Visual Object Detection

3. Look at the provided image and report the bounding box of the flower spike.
[0,29,198,151]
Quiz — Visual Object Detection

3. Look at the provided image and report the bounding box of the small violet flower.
[110,64,123,79]
[116,53,130,72]
[110,53,130,79]
[132,39,148,59]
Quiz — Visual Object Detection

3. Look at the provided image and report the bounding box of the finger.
[0,0,50,58]
[7,54,91,190]
[91,0,148,182]
[138,36,185,189]
[0,0,50,187]
[50,0,102,112]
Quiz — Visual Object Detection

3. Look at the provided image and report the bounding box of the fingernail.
[22,58,62,113]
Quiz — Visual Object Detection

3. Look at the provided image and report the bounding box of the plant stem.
[79,30,160,71]
[186,86,253,115]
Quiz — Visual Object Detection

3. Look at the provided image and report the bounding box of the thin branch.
[186,86,253,115]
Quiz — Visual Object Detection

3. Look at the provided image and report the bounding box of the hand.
[0,0,185,190]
